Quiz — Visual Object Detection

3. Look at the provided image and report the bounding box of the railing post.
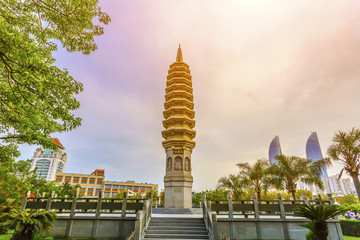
[211,213,218,240]
[65,190,78,238]
[277,193,290,240]
[121,191,128,218]
[252,193,261,240]
[41,192,46,199]
[134,211,142,240]
[21,191,31,212]
[45,191,54,211]
[227,191,233,219]
[92,192,103,238]
[202,193,207,224]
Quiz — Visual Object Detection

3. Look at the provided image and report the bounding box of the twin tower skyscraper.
[269,132,328,178]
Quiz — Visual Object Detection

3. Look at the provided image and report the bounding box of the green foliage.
[3,209,57,240]
[0,144,36,205]
[300,221,318,240]
[203,189,228,201]
[0,0,110,148]
[217,174,245,200]
[268,155,324,200]
[192,192,202,206]
[294,204,344,240]
[327,128,360,200]
[337,194,359,206]
[340,219,360,237]
[237,159,271,201]
[145,190,158,202]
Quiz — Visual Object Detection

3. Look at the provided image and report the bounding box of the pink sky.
[21,0,360,191]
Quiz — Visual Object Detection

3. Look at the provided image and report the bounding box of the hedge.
[340,219,360,237]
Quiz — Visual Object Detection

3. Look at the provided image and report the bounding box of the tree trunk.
[315,221,328,240]
[256,191,261,202]
[291,190,296,201]
[351,175,360,201]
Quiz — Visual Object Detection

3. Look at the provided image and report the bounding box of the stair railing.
[134,198,152,240]
[202,193,216,240]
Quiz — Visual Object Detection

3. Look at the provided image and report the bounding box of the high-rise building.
[306,132,328,178]
[30,138,67,181]
[162,45,196,208]
[323,174,355,195]
[269,136,282,165]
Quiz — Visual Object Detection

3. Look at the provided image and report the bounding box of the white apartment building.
[323,174,356,195]
[30,139,67,181]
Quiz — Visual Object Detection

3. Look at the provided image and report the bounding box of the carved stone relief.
[185,157,191,171]
[167,157,172,172]
[174,156,183,171]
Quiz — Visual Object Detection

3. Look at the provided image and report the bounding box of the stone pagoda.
[162,45,196,208]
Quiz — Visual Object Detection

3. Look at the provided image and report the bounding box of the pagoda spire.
[176,44,183,62]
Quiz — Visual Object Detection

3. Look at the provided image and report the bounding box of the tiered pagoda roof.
[162,45,196,149]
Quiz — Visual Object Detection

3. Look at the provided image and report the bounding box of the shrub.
[340,219,360,237]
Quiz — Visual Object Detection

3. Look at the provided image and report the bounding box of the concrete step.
[147,226,207,231]
[144,234,209,239]
[145,239,209,240]
[151,218,204,222]
[146,230,208,234]
[149,223,205,227]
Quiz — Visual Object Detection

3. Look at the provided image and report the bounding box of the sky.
[20,0,360,191]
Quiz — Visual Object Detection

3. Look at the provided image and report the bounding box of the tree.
[0,0,110,210]
[268,155,324,200]
[294,204,343,240]
[217,174,244,200]
[327,128,360,201]
[145,190,158,202]
[237,159,270,201]
[3,209,57,240]
[203,189,228,201]
[0,144,36,204]
[0,0,111,148]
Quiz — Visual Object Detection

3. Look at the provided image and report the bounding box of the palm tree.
[3,209,57,240]
[237,159,270,201]
[217,174,244,200]
[327,128,360,201]
[294,204,343,240]
[268,155,324,200]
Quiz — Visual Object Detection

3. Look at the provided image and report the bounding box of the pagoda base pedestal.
[164,179,193,208]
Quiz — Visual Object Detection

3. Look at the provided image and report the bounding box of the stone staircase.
[144,217,209,239]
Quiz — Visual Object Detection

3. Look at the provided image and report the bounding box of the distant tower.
[269,136,282,165]
[162,45,196,208]
[30,138,67,181]
[306,132,328,178]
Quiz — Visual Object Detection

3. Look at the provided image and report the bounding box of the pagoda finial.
[176,44,183,62]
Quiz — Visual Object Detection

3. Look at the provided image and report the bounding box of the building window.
[146,187,152,191]
[56,162,64,173]
[113,185,119,189]
[97,178,103,184]
[112,192,117,197]
[89,178,95,184]
[35,159,51,179]
[140,187,145,191]
[72,177,79,183]
[119,185,125,190]
[64,176,71,182]
[127,186,132,190]
[133,186,139,190]
[104,192,110,197]
[81,177,88,183]
[105,185,111,188]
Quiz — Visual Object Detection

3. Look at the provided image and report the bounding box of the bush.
[340,219,360,237]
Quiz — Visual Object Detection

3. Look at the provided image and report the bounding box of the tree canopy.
[0,0,110,147]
